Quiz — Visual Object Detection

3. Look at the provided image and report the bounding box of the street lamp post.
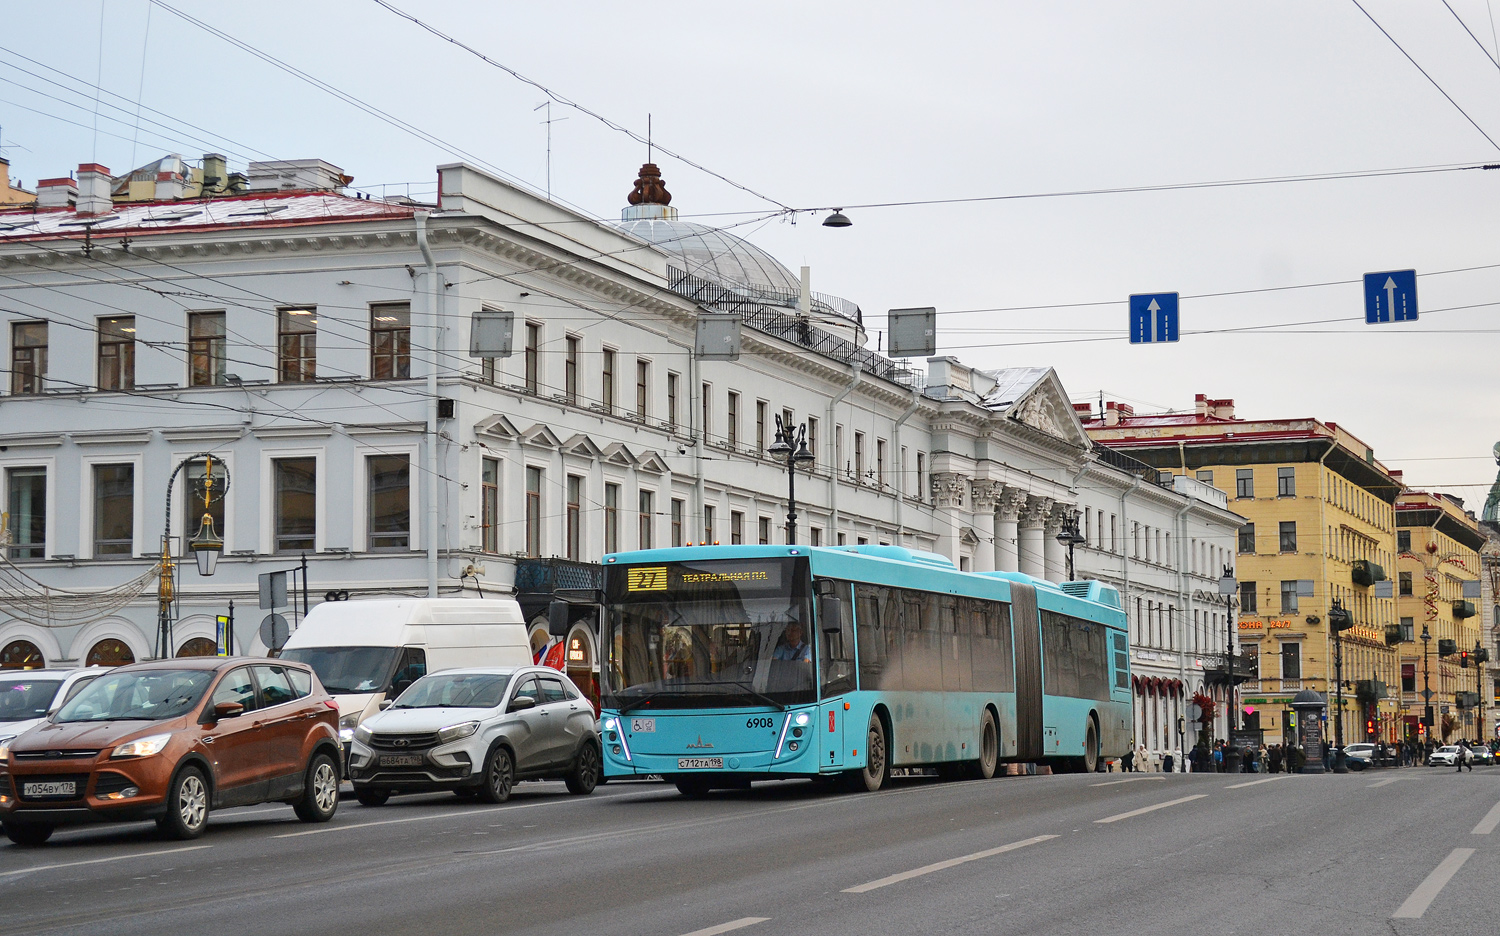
[766,414,815,546]
[1329,599,1354,773]
[1218,567,1239,772]
[1421,624,1433,743]
[1055,511,1086,581]
[157,453,230,660]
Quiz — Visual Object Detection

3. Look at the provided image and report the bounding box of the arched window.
[86,639,135,667]
[0,639,45,670]
[528,622,549,660]
[176,637,218,658]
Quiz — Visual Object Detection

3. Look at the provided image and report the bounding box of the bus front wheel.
[1075,720,1099,774]
[848,713,889,793]
[968,710,999,780]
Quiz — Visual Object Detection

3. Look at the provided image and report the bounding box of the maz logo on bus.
[746,717,776,729]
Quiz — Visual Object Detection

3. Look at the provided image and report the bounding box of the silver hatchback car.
[348,666,599,805]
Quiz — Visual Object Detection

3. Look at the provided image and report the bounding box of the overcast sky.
[3,1,1498,507]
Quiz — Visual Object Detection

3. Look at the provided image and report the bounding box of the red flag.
[542,639,567,671]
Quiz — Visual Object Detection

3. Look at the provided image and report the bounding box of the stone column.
[969,480,1000,572]
[995,487,1027,573]
[931,472,968,566]
[1018,496,1053,580]
[1043,505,1070,583]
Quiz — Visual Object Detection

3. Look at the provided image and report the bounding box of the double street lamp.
[767,414,815,545]
[1328,599,1354,773]
[157,453,230,659]
[1055,511,1086,581]
[1218,568,1240,772]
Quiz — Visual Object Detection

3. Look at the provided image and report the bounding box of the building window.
[809,527,821,547]
[670,498,684,547]
[806,418,818,469]
[755,401,768,454]
[854,432,865,484]
[703,505,715,545]
[1399,617,1414,642]
[730,510,744,545]
[481,355,495,385]
[186,312,227,387]
[370,304,411,379]
[277,308,316,383]
[635,360,649,420]
[727,392,740,449]
[601,349,616,414]
[1238,523,1255,554]
[1195,469,1213,486]
[98,317,136,390]
[701,382,711,442]
[87,639,135,667]
[6,467,45,559]
[566,476,582,560]
[0,639,45,669]
[564,335,579,404]
[93,464,134,556]
[525,467,542,556]
[1239,581,1257,614]
[667,373,680,432]
[1278,521,1296,553]
[638,490,654,549]
[1277,466,1295,498]
[273,458,316,553]
[604,483,620,554]
[367,455,410,550]
[876,439,887,489]
[1398,571,1413,596]
[1280,580,1299,613]
[11,321,47,394]
[1401,662,1416,693]
[758,516,771,545]
[1397,530,1411,553]
[1235,468,1254,499]
[481,458,499,553]
[524,323,540,394]
[1281,643,1301,680]
[917,452,926,501]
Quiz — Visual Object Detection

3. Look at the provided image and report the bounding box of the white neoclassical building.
[0,155,1243,721]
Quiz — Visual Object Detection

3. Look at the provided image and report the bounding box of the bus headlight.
[788,741,799,751]
[794,713,811,726]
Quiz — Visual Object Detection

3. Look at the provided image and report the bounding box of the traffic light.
[1366,718,1375,735]
[1461,651,1469,669]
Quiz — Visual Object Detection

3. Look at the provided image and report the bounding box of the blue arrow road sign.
[1363,270,1417,323]
[1129,292,1179,343]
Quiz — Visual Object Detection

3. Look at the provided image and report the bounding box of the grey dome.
[616,217,801,294]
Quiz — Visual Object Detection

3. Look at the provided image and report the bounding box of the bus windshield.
[603,557,814,710]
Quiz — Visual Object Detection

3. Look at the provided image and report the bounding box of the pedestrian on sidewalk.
[1121,745,1135,773]
[1162,752,1174,774]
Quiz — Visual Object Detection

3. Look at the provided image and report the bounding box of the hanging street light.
[822,209,852,228]
[157,453,230,659]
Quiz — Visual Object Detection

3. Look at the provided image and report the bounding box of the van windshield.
[279,647,398,695]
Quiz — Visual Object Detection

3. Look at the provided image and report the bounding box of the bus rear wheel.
[848,713,888,792]
[1077,720,1099,774]
[968,711,999,780]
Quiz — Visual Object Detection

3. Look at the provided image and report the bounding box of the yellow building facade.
[1395,491,1487,743]
[1086,396,1402,749]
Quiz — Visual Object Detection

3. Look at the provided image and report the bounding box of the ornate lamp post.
[1218,567,1240,772]
[157,453,229,659]
[1329,599,1354,773]
[1055,511,1086,581]
[1421,623,1434,741]
[766,414,815,545]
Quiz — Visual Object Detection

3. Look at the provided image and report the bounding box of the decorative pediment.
[561,433,604,459]
[960,526,981,547]
[983,367,1090,450]
[519,423,563,449]
[636,451,671,475]
[600,442,638,467]
[474,414,520,440]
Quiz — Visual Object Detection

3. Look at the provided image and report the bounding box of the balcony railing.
[1203,652,1259,686]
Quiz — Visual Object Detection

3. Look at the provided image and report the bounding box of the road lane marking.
[0,844,211,879]
[841,834,1057,893]
[1367,777,1403,788]
[273,789,667,838]
[1094,794,1207,824]
[1471,800,1500,835]
[1225,776,1284,789]
[1090,776,1166,787]
[678,918,769,936]
[1392,848,1475,918]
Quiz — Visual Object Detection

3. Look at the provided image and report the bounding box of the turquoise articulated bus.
[599,544,1131,795]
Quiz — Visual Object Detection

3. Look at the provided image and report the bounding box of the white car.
[1427,745,1462,766]
[0,668,104,750]
[347,666,599,805]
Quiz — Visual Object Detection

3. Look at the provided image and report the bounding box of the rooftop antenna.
[648,113,652,163]
[533,101,568,201]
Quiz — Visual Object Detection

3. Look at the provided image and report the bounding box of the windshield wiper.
[617,681,784,712]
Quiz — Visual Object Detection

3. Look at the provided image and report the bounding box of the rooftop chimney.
[201,153,228,192]
[1194,393,1208,417]
[1102,401,1133,426]
[155,169,184,201]
[1072,402,1093,418]
[36,176,78,210]
[76,163,112,215]
[1209,397,1235,420]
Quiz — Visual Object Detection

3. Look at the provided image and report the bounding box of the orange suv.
[0,657,342,846]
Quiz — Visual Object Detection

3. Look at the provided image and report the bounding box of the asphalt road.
[2,765,1498,936]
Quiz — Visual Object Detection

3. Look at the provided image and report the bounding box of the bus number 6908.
[746,716,775,729]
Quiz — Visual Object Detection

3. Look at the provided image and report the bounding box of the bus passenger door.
[816,579,855,770]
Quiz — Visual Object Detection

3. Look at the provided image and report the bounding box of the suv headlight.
[436,721,480,744]
[353,723,373,745]
[111,734,173,759]
[0,737,13,764]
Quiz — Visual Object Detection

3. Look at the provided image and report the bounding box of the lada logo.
[391,739,410,747]
[685,735,714,749]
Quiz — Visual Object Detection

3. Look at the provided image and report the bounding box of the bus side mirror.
[819,596,843,634]
[548,600,571,638]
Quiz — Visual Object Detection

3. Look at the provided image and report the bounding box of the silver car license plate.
[677,757,723,769]
[378,755,424,767]
[23,781,76,798]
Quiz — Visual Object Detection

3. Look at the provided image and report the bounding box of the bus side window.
[856,584,899,691]
[939,595,968,692]
[817,579,856,698]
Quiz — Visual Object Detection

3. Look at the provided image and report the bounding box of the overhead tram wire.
[369,0,793,212]
[1350,0,1500,152]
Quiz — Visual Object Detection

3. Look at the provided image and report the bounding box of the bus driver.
[772,622,812,662]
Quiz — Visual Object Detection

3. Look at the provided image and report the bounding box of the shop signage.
[1267,620,1292,630]
[1238,620,1263,630]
